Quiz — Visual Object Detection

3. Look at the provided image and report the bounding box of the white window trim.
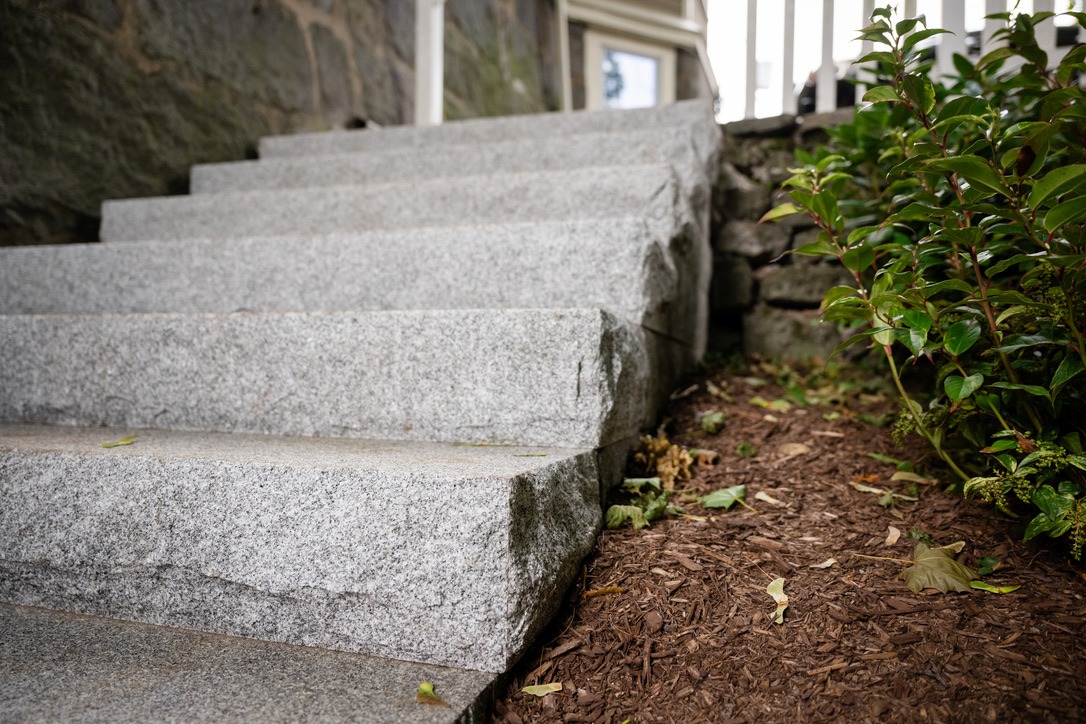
[583,30,677,110]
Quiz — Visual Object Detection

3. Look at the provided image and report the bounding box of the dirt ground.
[493,360,1086,723]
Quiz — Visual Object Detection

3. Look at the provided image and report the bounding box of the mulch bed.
[494,361,1086,723]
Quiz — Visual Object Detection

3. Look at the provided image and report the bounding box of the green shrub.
[770,6,1086,556]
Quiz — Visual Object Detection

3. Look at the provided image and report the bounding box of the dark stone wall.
[1,0,562,245]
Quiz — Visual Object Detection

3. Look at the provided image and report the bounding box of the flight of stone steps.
[0,100,720,721]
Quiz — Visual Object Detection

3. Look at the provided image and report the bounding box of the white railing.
[715,0,1083,122]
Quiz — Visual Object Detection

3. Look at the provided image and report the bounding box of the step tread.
[0,308,649,447]
[259,99,714,158]
[0,602,494,723]
[0,424,600,671]
[100,164,680,243]
[192,125,704,194]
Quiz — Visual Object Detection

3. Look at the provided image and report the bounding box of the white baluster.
[816,0,836,113]
[783,0,797,114]
[745,0,758,118]
[414,0,446,126]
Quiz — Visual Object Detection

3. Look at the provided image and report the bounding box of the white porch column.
[984,0,1004,54]
[744,0,757,118]
[816,0,836,113]
[415,0,446,126]
[938,0,967,79]
[858,0,875,99]
[1033,0,1058,64]
[782,0,796,114]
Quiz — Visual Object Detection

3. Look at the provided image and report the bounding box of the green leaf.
[1052,353,1085,389]
[901,542,977,594]
[989,382,1052,400]
[416,682,449,707]
[841,243,875,272]
[1043,197,1086,233]
[863,85,901,104]
[944,319,982,356]
[926,156,1011,198]
[944,373,984,403]
[1027,164,1086,208]
[100,435,139,449]
[700,411,728,434]
[1032,485,1073,521]
[522,683,563,697]
[699,485,746,510]
[760,203,801,223]
[901,28,951,56]
[900,74,936,116]
[1024,512,1057,541]
[621,477,662,495]
[606,505,649,530]
[969,580,1022,594]
[895,327,928,357]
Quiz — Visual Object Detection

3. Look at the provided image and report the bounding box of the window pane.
[602,49,659,109]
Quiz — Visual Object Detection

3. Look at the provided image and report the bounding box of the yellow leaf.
[416,681,448,707]
[767,577,788,624]
[754,490,785,507]
[100,435,138,449]
[522,682,563,697]
[809,558,837,569]
[885,526,902,546]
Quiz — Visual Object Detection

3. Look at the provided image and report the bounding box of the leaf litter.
[495,363,1086,723]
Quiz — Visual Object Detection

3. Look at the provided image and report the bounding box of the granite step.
[0,425,600,673]
[0,218,701,349]
[99,165,683,244]
[259,99,717,159]
[0,308,649,447]
[191,125,716,195]
[0,603,495,722]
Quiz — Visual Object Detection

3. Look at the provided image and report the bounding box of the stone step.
[0,219,699,348]
[100,165,682,244]
[0,424,599,673]
[259,99,716,159]
[0,602,496,722]
[192,125,715,195]
[0,308,648,448]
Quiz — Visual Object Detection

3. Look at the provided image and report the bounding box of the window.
[584,31,676,110]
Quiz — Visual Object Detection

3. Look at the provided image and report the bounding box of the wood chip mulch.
[494,362,1086,723]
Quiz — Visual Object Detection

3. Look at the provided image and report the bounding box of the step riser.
[193,127,707,195]
[101,166,682,244]
[0,310,649,447]
[0,427,599,672]
[259,100,717,159]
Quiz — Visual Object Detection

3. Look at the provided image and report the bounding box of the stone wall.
[710,110,855,361]
[1,0,562,245]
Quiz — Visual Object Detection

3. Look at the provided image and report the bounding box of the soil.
[493,360,1086,723]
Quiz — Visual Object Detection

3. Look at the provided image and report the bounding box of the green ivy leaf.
[944,373,984,402]
[1043,196,1086,233]
[606,505,649,530]
[699,485,746,510]
[944,319,982,356]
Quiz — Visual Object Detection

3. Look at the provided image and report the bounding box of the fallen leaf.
[735,442,758,458]
[670,384,699,400]
[809,558,837,569]
[605,505,648,530]
[691,448,721,466]
[583,586,622,598]
[751,395,793,411]
[755,490,785,507]
[767,578,788,624]
[778,442,811,456]
[100,435,138,449]
[701,410,728,434]
[706,380,730,399]
[522,683,563,697]
[699,485,746,510]
[891,471,937,485]
[885,526,902,546]
[969,580,1022,594]
[902,542,977,594]
[416,682,449,707]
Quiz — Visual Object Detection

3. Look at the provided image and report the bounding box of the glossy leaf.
[699,485,746,510]
[1043,197,1086,233]
[944,319,982,356]
[1027,164,1086,208]
[945,373,984,403]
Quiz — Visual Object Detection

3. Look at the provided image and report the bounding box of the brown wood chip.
[666,551,705,571]
[545,639,581,660]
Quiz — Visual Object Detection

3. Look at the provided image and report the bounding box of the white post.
[414,0,446,126]
[984,0,1004,55]
[816,0,836,113]
[744,0,757,118]
[858,0,875,99]
[1034,0,1058,64]
[938,0,967,79]
[782,0,796,114]
[903,0,917,19]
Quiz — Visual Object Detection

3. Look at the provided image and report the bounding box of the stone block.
[722,114,796,137]
[757,264,853,307]
[191,126,710,195]
[717,162,770,220]
[711,254,753,310]
[0,309,649,448]
[0,603,496,722]
[714,219,790,264]
[101,165,685,243]
[258,99,718,158]
[743,304,848,362]
[0,425,600,672]
[0,218,702,350]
